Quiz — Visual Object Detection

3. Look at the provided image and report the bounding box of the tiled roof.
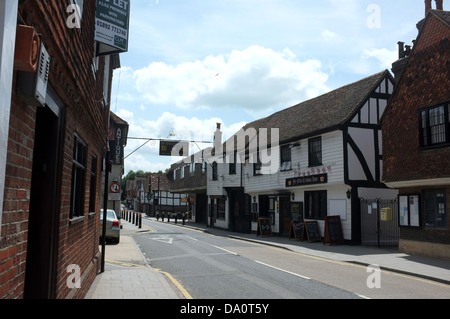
[242,70,389,144]
[433,9,450,25]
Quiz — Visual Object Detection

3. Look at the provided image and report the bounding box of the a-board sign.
[304,221,321,242]
[324,215,344,245]
[257,218,273,237]
[289,220,304,241]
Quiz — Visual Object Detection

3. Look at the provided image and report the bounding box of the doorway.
[279,196,291,236]
[24,99,64,298]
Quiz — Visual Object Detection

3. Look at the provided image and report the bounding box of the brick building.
[167,150,210,225]
[0,1,124,298]
[382,2,450,259]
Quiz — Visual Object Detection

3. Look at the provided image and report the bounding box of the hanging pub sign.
[95,0,131,56]
[286,173,328,188]
[159,140,189,157]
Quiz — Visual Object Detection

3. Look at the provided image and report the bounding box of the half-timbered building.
[207,70,398,244]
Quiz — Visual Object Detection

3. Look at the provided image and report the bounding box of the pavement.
[85,216,450,299]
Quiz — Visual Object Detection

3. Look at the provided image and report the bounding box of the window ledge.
[69,216,86,225]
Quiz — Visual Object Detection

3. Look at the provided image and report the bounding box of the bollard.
[135,213,138,226]
[139,213,142,229]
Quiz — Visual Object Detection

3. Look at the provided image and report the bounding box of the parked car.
[100,209,120,244]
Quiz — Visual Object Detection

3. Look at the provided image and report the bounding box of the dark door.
[279,196,291,236]
[24,104,63,299]
[229,190,251,233]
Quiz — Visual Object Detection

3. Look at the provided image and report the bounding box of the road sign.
[110,182,120,193]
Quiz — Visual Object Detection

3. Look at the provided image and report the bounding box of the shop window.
[305,191,327,219]
[70,135,87,219]
[425,190,447,228]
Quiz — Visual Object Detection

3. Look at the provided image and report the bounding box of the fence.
[360,198,399,248]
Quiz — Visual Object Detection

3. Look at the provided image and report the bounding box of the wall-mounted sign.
[95,0,130,56]
[286,174,328,188]
[109,124,127,165]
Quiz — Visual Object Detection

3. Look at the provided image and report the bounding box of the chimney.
[425,0,432,15]
[436,0,443,10]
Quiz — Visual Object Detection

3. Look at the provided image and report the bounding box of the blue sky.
[112,0,428,174]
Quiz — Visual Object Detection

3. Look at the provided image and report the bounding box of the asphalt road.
[132,219,450,299]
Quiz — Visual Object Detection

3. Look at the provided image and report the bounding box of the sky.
[111,0,429,174]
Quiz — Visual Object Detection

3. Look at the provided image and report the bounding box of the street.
[130,218,450,299]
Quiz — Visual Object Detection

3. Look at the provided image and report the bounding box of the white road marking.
[254,260,311,280]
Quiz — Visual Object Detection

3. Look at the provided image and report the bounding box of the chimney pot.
[425,0,432,16]
[398,41,405,59]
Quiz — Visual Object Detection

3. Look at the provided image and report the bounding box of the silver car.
[100,209,120,244]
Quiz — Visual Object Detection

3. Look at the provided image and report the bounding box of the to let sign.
[95,0,130,56]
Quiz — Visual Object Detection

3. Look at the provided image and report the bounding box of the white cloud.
[132,45,329,112]
[321,29,339,42]
[362,47,397,69]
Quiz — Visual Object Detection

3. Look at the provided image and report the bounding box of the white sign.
[108,193,121,201]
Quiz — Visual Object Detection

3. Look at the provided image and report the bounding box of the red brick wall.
[1,0,112,299]
[383,13,450,183]
[0,92,36,299]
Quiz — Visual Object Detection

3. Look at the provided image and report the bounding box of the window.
[305,191,327,219]
[212,162,218,181]
[424,190,447,228]
[254,159,262,176]
[399,195,420,227]
[229,152,237,175]
[217,198,226,220]
[89,155,98,214]
[180,166,185,179]
[202,160,207,174]
[70,135,87,219]
[420,104,449,147]
[308,137,322,167]
[280,145,292,171]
